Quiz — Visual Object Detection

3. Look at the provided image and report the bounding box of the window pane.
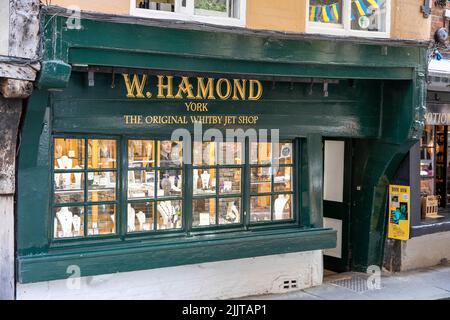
[129,140,155,168]
[194,0,240,19]
[274,142,293,165]
[274,166,292,192]
[88,171,116,202]
[219,168,241,195]
[250,167,271,194]
[54,206,84,238]
[156,200,182,230]
[157,169,183,197]
[136,0,175,12]
[250,142,271,165]
[250,196,271,222]
[158,140,183,167]
[193,141,215,166]
[54,172,84,204]
[351,0,386,32]
[273,194,292,220]
[193,198,216,227]
[127,202,154,232]
[54,138,85,169]
[128,170,155,199]
[309,0,342,24]
[87,204,116,235]
[218,142,242,165]
[193,168,216,195]
[88,139,117,169]
[218,197,240,224]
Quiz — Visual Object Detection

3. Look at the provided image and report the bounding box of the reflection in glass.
[274,166,292,192]
[88,171,116,202]
[350,0,386,32]
[193,141,215,166]
[88,139,116,169]
[250,142,271,165]
[87,204,116,235]
[250,167,271,194]
[218,197,240,224]
[193,198,216,227]
[128,140,155,168]
[136,0,175,12]
[194,0,240,18]
[157,170,183,197]
[250,196,271,222]
[218,142,242,165]
[309,0,342,24]
[274,142,293,165]
[54,206,84,238]
[54,138,85,169]
[128,170,155,199]
[54,172,84,204]
[193,169,216,195]
[158,140,182,167]
[156,200,182,230]
[219,168,241,195]
[127,202,154,232]
[273,194,292,220]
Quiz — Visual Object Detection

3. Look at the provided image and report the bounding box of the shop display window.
[53,138,118,238]
[52,137,297,239]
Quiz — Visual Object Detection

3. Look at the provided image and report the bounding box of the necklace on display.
[56,207,74,237]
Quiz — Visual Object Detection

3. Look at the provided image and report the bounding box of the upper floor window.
[131,0,246,27]
[307,0,390,38]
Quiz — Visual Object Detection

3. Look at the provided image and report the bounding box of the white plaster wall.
[0,0,9,56]
[17,250,323,300]
[401,231,450,271]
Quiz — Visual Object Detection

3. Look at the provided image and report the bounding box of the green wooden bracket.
[36,60,72,90]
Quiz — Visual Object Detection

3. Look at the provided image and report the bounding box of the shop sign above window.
[131,0,246,27]
[307,0,390,38]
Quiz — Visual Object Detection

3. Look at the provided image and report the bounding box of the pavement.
[242,264,450,300]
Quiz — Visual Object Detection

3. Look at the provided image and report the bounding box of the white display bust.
[157,201,176,228]
[56,207,74,237]
[274,194,289,220]
[136,211,146,231]
[127,204,136,232]
[72,214,81,236]
[226,202,239,222]
[201,170,210,190]
[57,155,72,169]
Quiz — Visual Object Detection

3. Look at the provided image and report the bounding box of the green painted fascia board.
[38,11,428,88]
[17,227,336,283]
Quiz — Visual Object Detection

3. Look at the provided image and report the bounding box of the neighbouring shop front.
[14,6,427,299]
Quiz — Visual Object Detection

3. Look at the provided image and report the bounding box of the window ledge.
[17,227,336,283]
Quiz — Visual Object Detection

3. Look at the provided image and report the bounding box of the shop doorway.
[322,139,353,272]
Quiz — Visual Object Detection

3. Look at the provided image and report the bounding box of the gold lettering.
[196,77,216,99]
[157,75,174,98]
[232,79,246,100]
[175,77,195,99]
[248,80,263,100]
[216,78,232,100]
[123,74,147,98]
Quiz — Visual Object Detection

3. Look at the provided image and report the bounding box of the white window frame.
[306,0,390,38]
[130,0,246,27]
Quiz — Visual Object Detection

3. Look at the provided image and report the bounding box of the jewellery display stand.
[225,202,239,222]
[193,169,199,190]
[169,175,181,192]
[56,207,74,237]
[136,211,146,231]
[157,201,176,229]
[72,214,81,236]
[274,194,289,220]
[127,204,136,232]
[73,165,82,189]
[57,156,73,187]
[201,170,211,190]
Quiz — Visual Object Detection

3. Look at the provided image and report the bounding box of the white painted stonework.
[401,231,450,271]
[16,250,323,300]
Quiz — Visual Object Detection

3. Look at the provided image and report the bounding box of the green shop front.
[15,7,427,299]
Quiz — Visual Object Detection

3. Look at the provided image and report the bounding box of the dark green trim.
[307,134,323,228]
[17,227,336,283]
